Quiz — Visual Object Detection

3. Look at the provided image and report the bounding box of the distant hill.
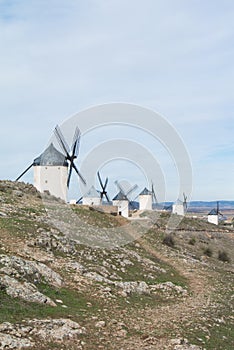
[157,201,234,210]
[188,201,234,210]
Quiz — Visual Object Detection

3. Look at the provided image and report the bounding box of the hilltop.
[0,180,233,350]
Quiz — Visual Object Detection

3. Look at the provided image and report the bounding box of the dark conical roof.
[33,143,68,166]
[112,191,128,201]
[139,187,151,195]
[84,186,100,198]
[208,208,218,215]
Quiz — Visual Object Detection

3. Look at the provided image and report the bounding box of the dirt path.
[118,238,214,349]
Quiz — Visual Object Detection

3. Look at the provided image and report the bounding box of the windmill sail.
[151,182,157,204]
[16,163,34,181]
[183,192,188,209]
[115,180,138,209]
[97,171,110,202]
[54,125,86,186]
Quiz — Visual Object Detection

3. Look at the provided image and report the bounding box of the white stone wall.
[172,203,185,216]
[208,215,219,225]
[139,195,152,210]
[112,200,129,218]
[34,166,68,202]
[82,197,101,206]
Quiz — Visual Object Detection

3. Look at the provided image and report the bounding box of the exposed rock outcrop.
[0,319,86,349]
[0,254,63,287]
[0,275,56,306]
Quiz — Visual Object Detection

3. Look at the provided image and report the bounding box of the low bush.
[204,247,213,257]
[163,234,175,248]
[189,237,196,245]
[218,250,230,263]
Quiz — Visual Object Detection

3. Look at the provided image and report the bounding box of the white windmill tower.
[112,181,138,218]
[16,125,86,202]
[208,201,223,225]
[172,193,187,216]
[33,144,68,201]
[139,188,152,210]
[112,191,129,218]
[82,186,101,206]
[139,182,157,211]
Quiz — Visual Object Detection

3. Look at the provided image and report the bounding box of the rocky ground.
[0,180,233,349]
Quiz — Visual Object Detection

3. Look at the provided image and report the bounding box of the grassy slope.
[0,181,233,349]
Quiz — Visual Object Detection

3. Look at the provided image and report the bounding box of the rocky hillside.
[0,181,233,350]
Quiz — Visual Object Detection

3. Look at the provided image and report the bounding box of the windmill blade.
[126,184,138,198]
[54,125,70,157]
[129,191,140,210]
[151,183,158,203]
[16,163,34,181]
[115,180,138,201]
[67,164,73,188]
[72,127,80,149]
[97,172,110,202]
[115,180,125,194]
[73,137,80,158]
[97,171,105,190]
[217,201,223,215]
[104,177,108,190]
[71,127,81,158]
[183,192,188,209]
[72,163,86,185]
[70,139,78,159]
[152,192,157,203]
[104,192,110,202]
[76,196,83,204]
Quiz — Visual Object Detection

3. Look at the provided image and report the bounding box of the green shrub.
[163,234,175,248]
[204,247,213,257]
[189,237,196,245]
[218,250,230,263]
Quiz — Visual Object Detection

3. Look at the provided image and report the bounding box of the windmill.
[16,124,86,202]
[172,193,188,216]
[54,125,86,187]
[208,201,223,225]
[82,185,101,206]
[97,171,110,203]
[114,180,138,210]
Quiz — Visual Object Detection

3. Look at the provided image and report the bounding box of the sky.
[0,0,233,201]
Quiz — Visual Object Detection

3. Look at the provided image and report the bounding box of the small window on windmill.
[58,167,60,170]
[45,167,47,170]
[45,180,48,184]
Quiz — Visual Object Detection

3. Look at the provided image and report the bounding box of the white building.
[82,186,101,206]
[112,191,129,218]
[207,209,219,225]
[33,143,68,202]
[139,187,152,210]
[172,199,186,216]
